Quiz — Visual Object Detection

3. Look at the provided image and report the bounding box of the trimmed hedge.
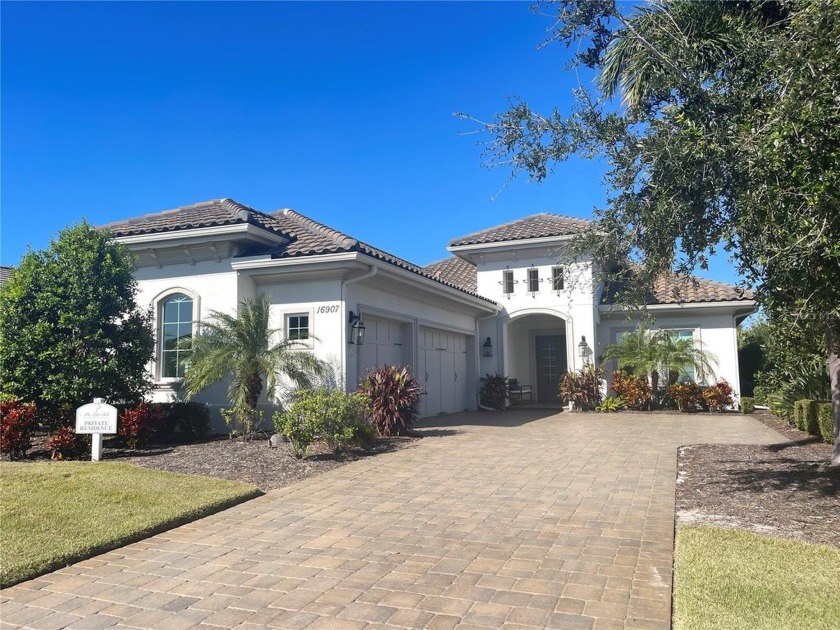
[152,402,210,442]
[816,403,834,444]
[793,400,809,431]
[740,397,755,414]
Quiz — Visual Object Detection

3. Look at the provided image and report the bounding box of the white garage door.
[357,316,405,378]
[418,327,469,417]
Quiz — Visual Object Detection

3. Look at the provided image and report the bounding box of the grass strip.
[0,461,261,587]
[674,525,840,630]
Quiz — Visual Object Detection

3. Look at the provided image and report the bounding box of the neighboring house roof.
[426,256,752,306]
[0,266,12,288]
[449,213,593,247]
[104,199,495,304]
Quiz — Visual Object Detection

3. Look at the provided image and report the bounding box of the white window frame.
[502,269,515,296]
[284,310,314,349]
[153,288,200,383]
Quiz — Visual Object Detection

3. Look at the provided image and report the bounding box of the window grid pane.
[528,269,539,293]
[287,314,309,341]
[552,266,565,291]
[503,270,514,294]
[161,295,193,378]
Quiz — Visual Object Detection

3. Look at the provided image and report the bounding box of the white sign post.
[75,398,118,461]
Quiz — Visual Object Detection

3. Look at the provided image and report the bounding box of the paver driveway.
[1,411,782,630]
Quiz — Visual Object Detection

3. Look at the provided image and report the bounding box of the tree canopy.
[0,222,154,421]
[462,0,840,464]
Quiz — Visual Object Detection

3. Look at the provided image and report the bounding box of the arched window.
[161,294,193,378]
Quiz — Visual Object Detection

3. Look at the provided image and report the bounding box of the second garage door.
[418,327,469,417]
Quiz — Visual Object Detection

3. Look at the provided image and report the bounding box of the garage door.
[418,327,469,417]
[357,316,405,378]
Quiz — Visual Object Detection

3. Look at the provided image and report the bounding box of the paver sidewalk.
[1,412,781,629]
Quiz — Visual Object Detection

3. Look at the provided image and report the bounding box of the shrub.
[45,426,87,460]
[220,405,264,441]
[558,366,604,411]
[480,374,509,410]
[0,398,37,459]
[752,384,769,406]
[667,382,703,412]
[153,402,210,442]
[358,365,420,437]
[816,403,834,444]
[596,397,624,413]
[803,400,828,437]
[609,371,652,410]
[118,402,163,449]
[740,397,755,414]
[274,389,370,457]
[702,381,735,412]
[793,399,810,431]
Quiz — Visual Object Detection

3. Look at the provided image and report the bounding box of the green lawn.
[0,462,261,587]
[674,526,840,630]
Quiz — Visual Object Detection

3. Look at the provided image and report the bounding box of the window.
[527,268,540,293]
[502,270,514,295]
[286,314,310,341]
[665,328,697,383]
[552,266,565,291]
[161,294,193,378]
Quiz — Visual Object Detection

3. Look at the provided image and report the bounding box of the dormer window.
[502,270,514,295]
[552,266,565,291]
[527,268,540,293]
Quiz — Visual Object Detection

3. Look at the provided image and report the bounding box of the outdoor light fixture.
[482,337,493,358]
[349,311,366,345]
[578,335,590,359]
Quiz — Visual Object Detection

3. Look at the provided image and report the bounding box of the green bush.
[596,397,624,413]
[274,388,369,458]
[752,384,769,406]
[740,397,755,414]
[816,403,834,444]
[804,400,827,436]
[221,405,264,441]
[793,400,810,430]
[153,402,210,442]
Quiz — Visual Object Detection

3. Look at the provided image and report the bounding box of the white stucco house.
[105,199,755,430]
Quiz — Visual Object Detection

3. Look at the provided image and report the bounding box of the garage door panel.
[419,326,470,417]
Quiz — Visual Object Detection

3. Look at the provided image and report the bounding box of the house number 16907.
[316,305,340,314]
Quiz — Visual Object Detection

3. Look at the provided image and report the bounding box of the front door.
[535,335,566,402]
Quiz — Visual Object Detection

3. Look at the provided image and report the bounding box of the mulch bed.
[676,411,839,549]
[19,433,420,492]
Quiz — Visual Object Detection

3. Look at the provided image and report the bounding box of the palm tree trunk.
[245,372,263,411]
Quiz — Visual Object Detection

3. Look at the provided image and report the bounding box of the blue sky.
[1,1,740,285]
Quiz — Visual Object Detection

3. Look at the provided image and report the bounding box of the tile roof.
[102,199,267,236]
[602,271,753,305]
[449,213,593,247]
[103,199,494,304]
[423,257,478,294]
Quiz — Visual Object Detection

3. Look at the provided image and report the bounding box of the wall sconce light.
[578,335,590,360]
[482,337,493,358]
[349,311,366,345]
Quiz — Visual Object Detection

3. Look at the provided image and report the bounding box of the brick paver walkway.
[1,411,782,630]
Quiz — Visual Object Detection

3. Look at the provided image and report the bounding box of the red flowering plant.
[45,425,88,460]
[702,380,735,412]
[0,397,37,460]
[609,371,652,410]
[667,381,704,412]
[119,402,163,449]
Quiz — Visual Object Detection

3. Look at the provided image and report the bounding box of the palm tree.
[179,295,324,412]
[602,325,717,392]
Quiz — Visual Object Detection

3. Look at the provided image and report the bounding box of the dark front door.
[536,335,567,402]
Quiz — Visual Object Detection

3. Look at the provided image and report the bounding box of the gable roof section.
[449,213,593,247]
[426,256,751,305]
[423,256,478,293]
[103,199,494,304]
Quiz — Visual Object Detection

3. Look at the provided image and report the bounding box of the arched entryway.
[503,310,571,403]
